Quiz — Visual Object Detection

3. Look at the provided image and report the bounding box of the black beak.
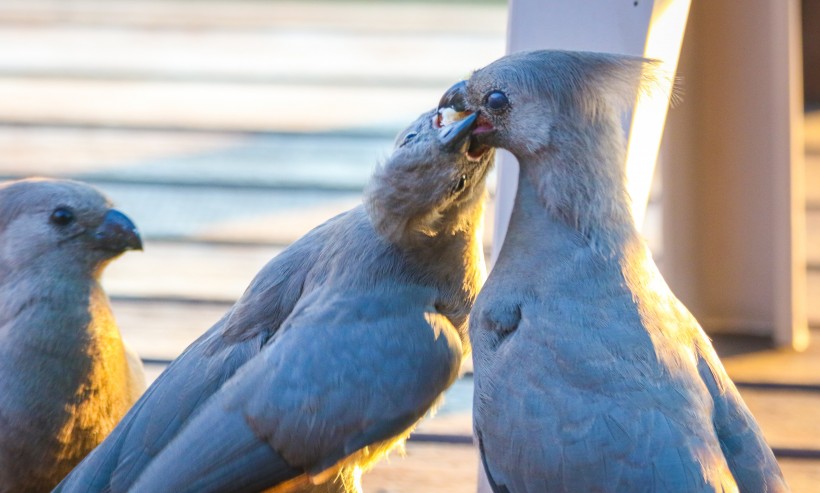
[439,112,478,152]
[438,80,468,112]
[94,209,143,253]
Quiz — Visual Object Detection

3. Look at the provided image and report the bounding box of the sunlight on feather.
[625,0,691,227]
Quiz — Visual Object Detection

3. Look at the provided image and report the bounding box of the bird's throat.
[512,155,638,259]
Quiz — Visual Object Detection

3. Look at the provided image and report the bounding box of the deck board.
[0,126,391,190]
[364,445,820,493]
[114,299,225,360]
[104,241,280,301]
[0,25,504,87]
[0,0,507,33]
[0,78,445,134]
[738,389,820,450]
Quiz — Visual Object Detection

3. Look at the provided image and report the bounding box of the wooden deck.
[1,1,819,490]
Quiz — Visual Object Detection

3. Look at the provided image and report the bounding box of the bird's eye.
[450,174,467,195]
[485,91,509,111]
[50,207,75,227]
[400,132,418,148]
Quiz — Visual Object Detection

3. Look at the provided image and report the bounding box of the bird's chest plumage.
[0,290,132,491]
[472,250,728,489]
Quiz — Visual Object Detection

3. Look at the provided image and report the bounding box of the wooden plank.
[0,127,390,191]
[363,442,478,493]
[0,126,239,174]
[0,26,504,87]
[94,184,363,245]
[103,241,281,301]
[364,444,820,493]
[778,460,820,493]
[113,299,225,360]
[0,78,443,134]
[0,1,506,34]
[719,329,820,385]
[738,388,820,450]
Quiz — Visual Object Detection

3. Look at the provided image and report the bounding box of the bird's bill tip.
[94,209,143,253]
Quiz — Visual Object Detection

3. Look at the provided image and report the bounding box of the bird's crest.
[478,50,674,122]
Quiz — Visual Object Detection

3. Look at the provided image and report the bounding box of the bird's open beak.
[93,209,143,252]
[437,80,493,160]
[439,112,478,152]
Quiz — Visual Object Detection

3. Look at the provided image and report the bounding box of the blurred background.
[0,0,818,491]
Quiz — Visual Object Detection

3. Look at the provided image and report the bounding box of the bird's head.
[437,51,670,254]
[0,178,142,278]
[436,50,662,160]
[365,109,495,246]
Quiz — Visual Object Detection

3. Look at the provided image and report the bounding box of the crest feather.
[482,50,675,120]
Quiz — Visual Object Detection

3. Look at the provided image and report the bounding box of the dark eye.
[450,174,467,195]
[400,132,418,148]
[485,91,509,111]
[50,207,75,227]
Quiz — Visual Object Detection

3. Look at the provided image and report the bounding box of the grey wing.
[696,348,790,492]
[127,288,463,493]
[52,324,270,493]
[54,241,318,493]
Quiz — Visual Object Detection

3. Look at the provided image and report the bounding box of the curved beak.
[93,209,143,253]
[438,80,468,112]
[439,112,478,152]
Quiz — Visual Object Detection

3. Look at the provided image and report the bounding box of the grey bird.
[0,178,145,493]
[55,109,494,493]
[438,51,789,492]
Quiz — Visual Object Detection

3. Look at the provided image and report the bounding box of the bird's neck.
[499,173,586,265]
[406,190,488,344]
[1,270,106,349]
[516,118,638,258]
